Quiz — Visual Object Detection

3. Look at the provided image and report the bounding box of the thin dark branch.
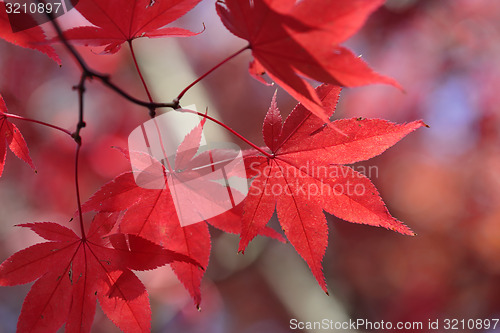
[45,9,179,111]
[72,73,86,239]
[98,75,178,109]
[71,73,87,145]
[75,144,86,240]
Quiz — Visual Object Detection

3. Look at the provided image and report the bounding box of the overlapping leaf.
[0,214,198,332]
[241,84,425,292]
[0,1,60,64]
[63,0,202,53]
[83,129,283,308]
[0,95,35,177]
[84,171,285,307]
[216,0,399,125]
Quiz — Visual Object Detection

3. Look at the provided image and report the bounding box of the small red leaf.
[175,114,206,171]
[0,212,192,331]
[0,95,35,177]
[83,171,210,307]
[216,0,399,124]
[167,222,210,309]
[63,0,203,54]
[0,2,61,64]
[263,90,283,152]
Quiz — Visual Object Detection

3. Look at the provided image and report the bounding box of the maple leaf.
[83,119,284,307]
[0,1,60,64]
[62,0,203,54]
[216,0,399,125]
[0,214,199,332]
[0,95,35,177]
[240,84,426,293]
[82,171,284,307]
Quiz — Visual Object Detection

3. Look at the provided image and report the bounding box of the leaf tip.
[401,228,416,237]
[392,79,405,93]
[414,120,429,128]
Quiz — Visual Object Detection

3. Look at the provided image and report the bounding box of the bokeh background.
[1,0,500,332]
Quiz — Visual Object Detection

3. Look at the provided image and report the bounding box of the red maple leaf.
[216,0,399,125]
[83,117,284,307]
[0,95,35,177]
[240,84,426,293]
[0,213,199,332]
[83,172,284,308]
[0,1,60,64]
[62,0,203,53]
